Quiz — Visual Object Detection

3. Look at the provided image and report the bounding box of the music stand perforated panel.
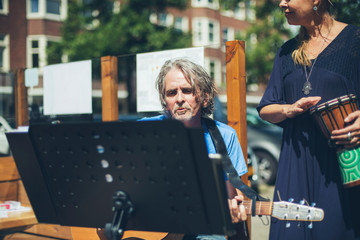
[7,120,234,235]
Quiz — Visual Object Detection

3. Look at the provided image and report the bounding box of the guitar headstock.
[272,201,324,222]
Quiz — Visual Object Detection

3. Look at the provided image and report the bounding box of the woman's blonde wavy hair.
[292,0,333,66]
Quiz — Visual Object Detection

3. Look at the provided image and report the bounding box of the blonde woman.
[257,0,360,239]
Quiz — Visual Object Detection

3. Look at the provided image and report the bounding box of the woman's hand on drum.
[331,110,360,148]
[285,97,321,118]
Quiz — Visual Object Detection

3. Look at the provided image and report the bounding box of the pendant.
[302,81,312,95]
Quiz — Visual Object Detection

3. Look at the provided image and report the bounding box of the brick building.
[0,0,67,73]
[0,0,255,81]
[151,0,255,88]
[0,0,255,118]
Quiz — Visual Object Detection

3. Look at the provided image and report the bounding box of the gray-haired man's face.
[163,68,205,127]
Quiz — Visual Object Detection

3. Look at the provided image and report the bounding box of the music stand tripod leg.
[104,191,134,240]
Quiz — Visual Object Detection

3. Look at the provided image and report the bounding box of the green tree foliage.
[331,0,360,26]
[220,0,243,10]
[47,0,191,113]
[238,0,293,87]
[240,0,359,88]
[47,0,191,63]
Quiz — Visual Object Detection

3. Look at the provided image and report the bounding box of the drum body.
[337,148,360,188]
[310,94,360,188]
[310,94,358,140]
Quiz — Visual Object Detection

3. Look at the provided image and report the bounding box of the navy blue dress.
[257,25,360,240]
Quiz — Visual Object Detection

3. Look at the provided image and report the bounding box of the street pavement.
[251,184,275,240]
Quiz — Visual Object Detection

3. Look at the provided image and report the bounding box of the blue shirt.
[139,115,248,177]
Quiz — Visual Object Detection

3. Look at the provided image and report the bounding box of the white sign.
[24,68,39,88]
[136,47,204,112]
[43,60,92,115]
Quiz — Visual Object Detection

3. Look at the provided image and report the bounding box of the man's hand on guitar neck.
[228,193,247,223]
[226,181,247,223]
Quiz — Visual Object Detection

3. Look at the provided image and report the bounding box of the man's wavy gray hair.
[156,58,218,117]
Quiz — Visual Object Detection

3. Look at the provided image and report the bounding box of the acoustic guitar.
[71,199,324,240]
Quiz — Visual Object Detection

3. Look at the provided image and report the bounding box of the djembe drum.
[310,94,360,188]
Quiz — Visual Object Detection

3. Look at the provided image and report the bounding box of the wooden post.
[101,56,119,121]
[226,40,250,239]
[14,68,29,127]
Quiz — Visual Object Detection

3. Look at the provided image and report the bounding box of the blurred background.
[0,0,359,239]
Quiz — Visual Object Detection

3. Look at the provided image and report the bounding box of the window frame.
[27,35,61,69]
[0,0,9,15]
[0,33,10,73]
[192,17,220,48]
[27,0,67,21]
[204,57,222,86]
[191,0,219,10]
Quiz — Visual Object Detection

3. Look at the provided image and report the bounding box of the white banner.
[43,60,92,115]
[136,47,204,112]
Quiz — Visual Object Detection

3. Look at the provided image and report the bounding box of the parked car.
[0,116,14,156]
[247,146,259,192]
[214,97,282,185]
[246,107,282,185]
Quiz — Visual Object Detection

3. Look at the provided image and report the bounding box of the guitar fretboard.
[242,200,273,216]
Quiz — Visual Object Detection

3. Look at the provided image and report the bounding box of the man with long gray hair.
[141,58,248,240]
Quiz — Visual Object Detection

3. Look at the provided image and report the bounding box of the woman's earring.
[313,6,318,11]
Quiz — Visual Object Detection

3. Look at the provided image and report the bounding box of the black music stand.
[6,120,235,239]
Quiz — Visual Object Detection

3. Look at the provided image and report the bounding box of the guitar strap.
[202,117,269,217]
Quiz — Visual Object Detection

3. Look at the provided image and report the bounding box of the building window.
[233,0,256,21]
[222,27,234,46]
[0,46,3,65]
[223,27,228,44]
[205,58,221,86]
[31,40,40,68]
[30,0,39,12]
[0,0,9,15]
[174,16,183,31]
[209,22,214,43]
[46,0,60,14]
[197,21,202,42]
[0,34,9,72]
[159,13,167,26]
[27,36,61,69]
[32,54,39,68]
[173,16,189,32]
[209,61,215,79]
[27,0,67,21]
[192,18,219,48]
[192,0,219,10]
[0,46,4,69]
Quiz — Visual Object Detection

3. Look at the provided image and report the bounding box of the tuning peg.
[311,202,316,207]
[298,221,301,228]
[286,222,291,228]
[288,198,294,202]
[299,200,305,205]
[308,222,313,229]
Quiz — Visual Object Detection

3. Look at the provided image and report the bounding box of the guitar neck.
[242,200,324,222]
[242,200,273,216]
